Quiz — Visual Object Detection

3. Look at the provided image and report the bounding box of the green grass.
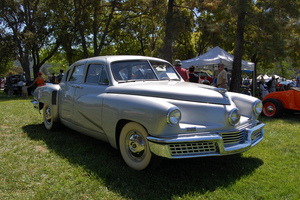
[0,91,299,200]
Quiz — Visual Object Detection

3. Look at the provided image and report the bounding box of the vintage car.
[4,74,23,95]
[31,55,264,170]
[196,71,214,84]
[262,87,300,118]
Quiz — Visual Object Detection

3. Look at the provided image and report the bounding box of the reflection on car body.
[32,55,264,170]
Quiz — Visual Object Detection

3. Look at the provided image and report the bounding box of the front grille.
[251,128,263,143]
[169,142,217,156]
[220,131,246,145]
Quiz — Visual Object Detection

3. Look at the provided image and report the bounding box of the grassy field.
[0,91,299,200]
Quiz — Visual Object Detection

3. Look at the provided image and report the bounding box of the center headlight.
[167,107,181,126]
[229,108,240,125]
[253,100,263,115]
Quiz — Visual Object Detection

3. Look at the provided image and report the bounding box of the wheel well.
[115,120,148,150]
[39,102,44,111]
[115,119,131,149]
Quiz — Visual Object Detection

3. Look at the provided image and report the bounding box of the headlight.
[229,108,240,125]
[253,100,263,115]
[167,107,181,126]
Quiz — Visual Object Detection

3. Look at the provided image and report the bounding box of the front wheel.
[119,122,153,170]
[262,98,284,118]
[43,104,59,130]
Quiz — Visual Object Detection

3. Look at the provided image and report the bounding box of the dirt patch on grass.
[35,145,48,153]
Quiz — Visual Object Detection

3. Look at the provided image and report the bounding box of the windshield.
[111,60,180,82]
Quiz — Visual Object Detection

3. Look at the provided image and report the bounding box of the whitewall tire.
[119,122,152,170]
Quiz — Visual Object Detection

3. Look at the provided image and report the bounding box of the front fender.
[227,92,260,119]
[102,94,176,148]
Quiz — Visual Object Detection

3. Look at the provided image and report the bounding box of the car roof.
[73,55,168,65]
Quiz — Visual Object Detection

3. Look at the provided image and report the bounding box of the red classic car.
[262,87,300,118]
[195,71,214,84]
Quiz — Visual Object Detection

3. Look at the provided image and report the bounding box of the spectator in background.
[290,79,296,87]
[260,79,269,99]
[51,73,56,84]
[188,65,199,83]
[216,63,228,89]
[174,59,189,82]
[17,78,24,96]
[225,68,230,88]
[6,72,13,97]
[29,72,45,88]
[56,69,64,83]
[270,75,277,92]
[242,87,251,95]
[297,74,300,87]
[212,69,218,86]
[22,83,28,99]
[243,76,250,86]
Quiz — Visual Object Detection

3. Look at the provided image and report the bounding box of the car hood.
[107,81,230,105]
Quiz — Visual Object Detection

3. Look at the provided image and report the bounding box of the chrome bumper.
[147,123,264,159]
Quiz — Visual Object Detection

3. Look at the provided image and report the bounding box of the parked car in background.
[262,87,300,118]
[32,55,264,170]
[4,74,23,95]
[195,71,214,84]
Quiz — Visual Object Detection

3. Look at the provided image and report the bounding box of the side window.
[64,69,70,82]
[69,65,84,83]
[99,67,109,85]
[86,64,102,84]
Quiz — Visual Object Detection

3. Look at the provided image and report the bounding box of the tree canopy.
[0,0,299,89]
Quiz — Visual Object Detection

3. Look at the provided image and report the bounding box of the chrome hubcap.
[267,105,274,113]
[45,107,52,125]
[126,132,145,160]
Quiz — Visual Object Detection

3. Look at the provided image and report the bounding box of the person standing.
[56,69,64,83]
[29,72,45,88]
[297,73,300,87]
[259,80,269,99]
[225,68,231,88]
[6,72,13,97]
[216,63,228,89]
[174,59,189,82]
[269,75,277,92]
[188,65,199,83]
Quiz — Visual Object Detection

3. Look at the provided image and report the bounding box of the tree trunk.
[161,0,174,63]
[230,0,247,92]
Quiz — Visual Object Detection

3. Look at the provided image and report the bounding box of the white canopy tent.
[181,46,254,72]
[257,74,281,82]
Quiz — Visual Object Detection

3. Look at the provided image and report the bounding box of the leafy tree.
[0,33,15,75]
[0,0,61,81]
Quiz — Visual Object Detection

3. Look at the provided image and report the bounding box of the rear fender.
[34,85,60,121]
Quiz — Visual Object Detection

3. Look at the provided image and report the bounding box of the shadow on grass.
[23,123,263,200]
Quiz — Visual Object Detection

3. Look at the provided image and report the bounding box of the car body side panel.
[73,85,108,133]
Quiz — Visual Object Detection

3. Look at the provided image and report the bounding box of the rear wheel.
[43,104,59,130]
[262,98,284,118]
